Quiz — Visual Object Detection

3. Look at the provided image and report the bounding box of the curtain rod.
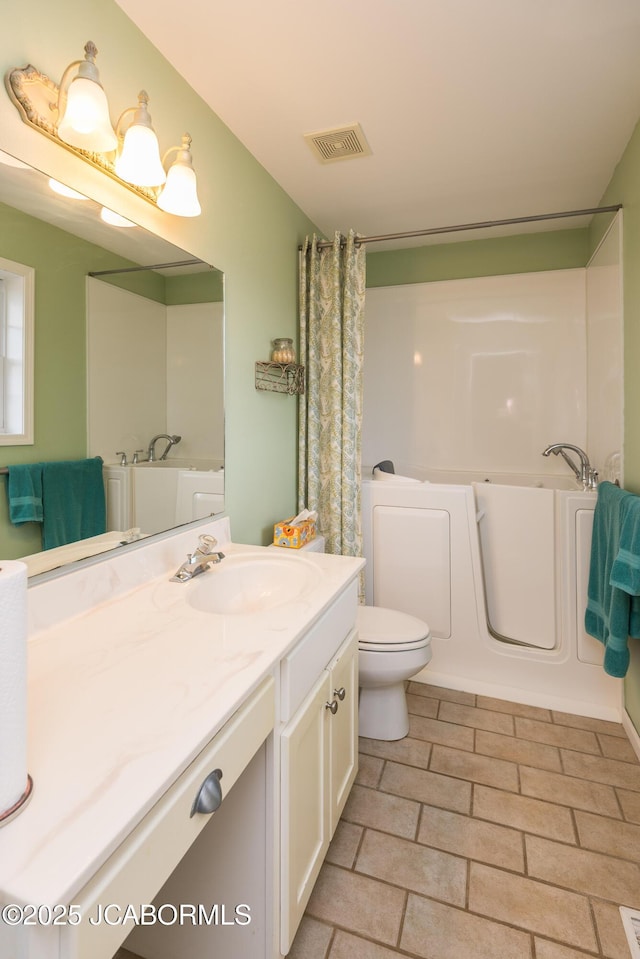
[88,258,205,277]
[301,204,622,251]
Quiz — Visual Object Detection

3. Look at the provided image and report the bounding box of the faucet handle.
[198,534,218,554]
[132,449,144,465]
[116,451,127,466]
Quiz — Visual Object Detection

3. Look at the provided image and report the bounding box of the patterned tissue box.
[273,516,317,549]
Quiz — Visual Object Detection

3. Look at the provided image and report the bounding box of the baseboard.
[622,709,640,762]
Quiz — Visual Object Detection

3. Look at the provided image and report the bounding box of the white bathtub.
[361,469,621,720]
[104,459,225,535]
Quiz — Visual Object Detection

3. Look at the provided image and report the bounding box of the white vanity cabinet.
[279,581,359,954]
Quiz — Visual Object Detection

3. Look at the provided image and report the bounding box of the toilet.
[357,605,432,741]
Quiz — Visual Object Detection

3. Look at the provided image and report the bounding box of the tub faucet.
[170,535,225,582]
[147,433,182,462]
[542,443,597,490]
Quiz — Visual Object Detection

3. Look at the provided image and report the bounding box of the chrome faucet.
[147,433,182,462]
[542,443,598,490]
[170,534,225,582]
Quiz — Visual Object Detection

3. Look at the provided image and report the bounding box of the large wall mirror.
[0,150,224,578]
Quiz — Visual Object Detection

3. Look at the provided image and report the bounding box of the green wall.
[0,0,317,551]
[366,227,589,287]
[596,115,640,734]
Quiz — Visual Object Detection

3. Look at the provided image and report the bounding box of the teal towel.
[6,463,44,524]
[585,481,640,677]
[41,457,106,550]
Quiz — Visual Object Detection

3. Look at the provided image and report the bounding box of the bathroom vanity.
[0,517,363,959]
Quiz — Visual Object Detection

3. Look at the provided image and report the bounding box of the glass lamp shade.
[115,123,166,187]
[157,162,201,217]
[57,77,117,153]
[100,207,136,228]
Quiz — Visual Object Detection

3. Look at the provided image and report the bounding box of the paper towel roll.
[0,560,28,819]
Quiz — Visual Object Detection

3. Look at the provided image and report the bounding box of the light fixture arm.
[162,133,194,168]
[115,90,152,140]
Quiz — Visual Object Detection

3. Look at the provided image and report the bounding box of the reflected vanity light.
[56,42,117,153]
[157,135,201,217]
[49,178,88,200]
[5,43,201,216]
[100,207,136,228]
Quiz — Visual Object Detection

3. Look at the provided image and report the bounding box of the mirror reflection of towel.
[41,458,106,550]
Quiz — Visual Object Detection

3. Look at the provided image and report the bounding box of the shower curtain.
[297,230,366,557]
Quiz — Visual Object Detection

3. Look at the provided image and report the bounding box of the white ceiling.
[116,0,640,249]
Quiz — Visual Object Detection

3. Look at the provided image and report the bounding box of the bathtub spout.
[542,443,597,490]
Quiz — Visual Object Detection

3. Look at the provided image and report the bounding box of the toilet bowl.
[357,605,432,741]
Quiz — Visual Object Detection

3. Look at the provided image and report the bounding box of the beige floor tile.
[326,820,363,869]
[476,694,552,721]
[356,754,385,788]
[287,916,333,959]
[475,728,562,772]
[406,691,439,718]
[400,894,533,959]
[468,862,597,951]
[525,834,640,907]
[355,828,467,906]
[408,682,476,706]
[329,929,404,959]
[597,733,639,763]
[430,744,519,791]
[358,735,432,770]
[533,939,602,959]
[379,759,472,814]
[306,863,405,946]
[520,765,622,817]
[342,784,420,839]
[417,803,525,871]
[408,714,475,751]
[574,809,640,861]
[438,700,516,735]
[551,712,627,739]
[473,784,576,843]
[617,787,640,823]
[561,750,640,791]
[515,717,600,754]
[591,899,635,959]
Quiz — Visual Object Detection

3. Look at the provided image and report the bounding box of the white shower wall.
[363,261,621,479]
[87,279,223,464]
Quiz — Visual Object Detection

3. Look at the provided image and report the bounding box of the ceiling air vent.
[304,123,372,163]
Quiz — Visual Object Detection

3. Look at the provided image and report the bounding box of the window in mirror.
[0,256,34,445]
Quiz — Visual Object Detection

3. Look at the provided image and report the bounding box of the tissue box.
[273,516,317,549]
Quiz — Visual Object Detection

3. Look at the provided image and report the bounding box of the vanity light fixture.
[5,45,201,216]
[157,134,201,217]
[115,91,166,188]
[56,42,117,153]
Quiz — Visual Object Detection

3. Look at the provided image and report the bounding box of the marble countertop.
[0,519,363,907]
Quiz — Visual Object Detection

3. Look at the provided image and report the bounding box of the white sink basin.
[186,554,320,615]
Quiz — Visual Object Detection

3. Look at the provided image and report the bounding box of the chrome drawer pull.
[325,699,338,714]
[190,768,223,817]
[334,687,346,701]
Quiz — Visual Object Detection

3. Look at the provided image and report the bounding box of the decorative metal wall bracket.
[255,361,305,395]
[5,63,158,206]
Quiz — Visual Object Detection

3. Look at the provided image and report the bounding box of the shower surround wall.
[363,255,622,481]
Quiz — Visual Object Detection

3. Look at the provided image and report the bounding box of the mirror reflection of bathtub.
[361,467,618,719]
[104,459,225,536]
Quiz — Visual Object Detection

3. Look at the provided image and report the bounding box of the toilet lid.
[357,605,431,650]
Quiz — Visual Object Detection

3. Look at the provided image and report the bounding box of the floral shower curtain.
[298,229,366,557]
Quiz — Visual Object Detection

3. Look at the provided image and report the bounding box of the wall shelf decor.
[255,361,305,395]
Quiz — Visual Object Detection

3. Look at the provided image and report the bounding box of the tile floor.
[288,682,640,959]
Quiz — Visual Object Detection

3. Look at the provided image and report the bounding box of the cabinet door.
[280,671,331,953]
[329,629,359,833]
